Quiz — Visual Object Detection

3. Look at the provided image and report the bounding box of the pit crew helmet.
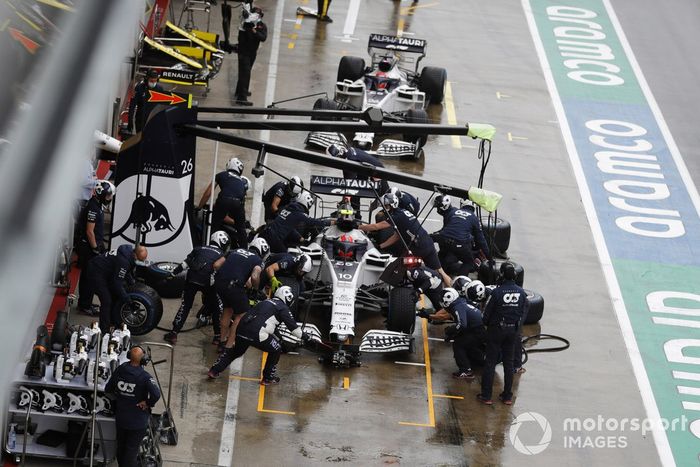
[286,176,304,196]
[434,194,451,213]
[440,288,460,309]
[294,254,312,275]
[383,192,399,210]
[451,275,472,297]
[465,280,486,302]
[249,237,270,259]
[210,231,231,252]
[296,191,315,211]
[226,157,244,175]
[274,285,295,306]
[94,180,115,206]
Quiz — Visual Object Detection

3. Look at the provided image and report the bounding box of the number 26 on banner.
[181,158,193,174]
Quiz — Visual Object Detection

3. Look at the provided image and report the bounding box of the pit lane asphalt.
[40,0,686,465]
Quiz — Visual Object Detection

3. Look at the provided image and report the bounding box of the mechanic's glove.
[416,309,432,320]
[270,276,282,294]
[444,325,458,342]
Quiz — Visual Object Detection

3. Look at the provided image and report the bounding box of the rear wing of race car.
[367,33,427,55]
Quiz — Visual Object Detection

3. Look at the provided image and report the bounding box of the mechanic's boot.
[207,369,220,379]
[79,304,100,316]
[498,393,513,405]
[476,394,493,405]
[163,332,177,345]
[261,366,280,385]
[452,369,474,380]
[212,334,221,346]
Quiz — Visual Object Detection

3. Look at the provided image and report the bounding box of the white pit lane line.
[341,0,362,43]
[218,0,286,465]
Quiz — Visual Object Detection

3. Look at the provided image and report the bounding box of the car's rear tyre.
[419,66,447,104]
[404,108,429,149]
[135,261,186,299]
[337,55,366,82]
[481,217,511,255]
[115,283,163,336]
[387,287,416,334]
[311,97,339,121]
[524,289,544,324]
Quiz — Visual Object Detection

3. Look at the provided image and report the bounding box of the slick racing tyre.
[419,66,447,104]
[116,283,163,336]
[387,287,416,334]
[477,260,524,287]
[524,289,544,324]
[337,55,366,82]
[311,97,340,121]
[404,108,429,149]
[481,217,511,255]
[136,261,186,299]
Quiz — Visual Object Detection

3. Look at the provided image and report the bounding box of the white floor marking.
[341,0,361,43]
[218,0,286,465]
[522,1,678,465]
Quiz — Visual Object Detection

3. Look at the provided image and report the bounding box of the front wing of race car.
[305,131,419,158]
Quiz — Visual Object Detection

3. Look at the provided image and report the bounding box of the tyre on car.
[404,108,429,150]
[386,287,416,334]
[114,282,163,336]
[337,55,366,82]
[418,66,447,104]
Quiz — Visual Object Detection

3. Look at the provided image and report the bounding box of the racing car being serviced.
[277,177,419,367]
[306,34,447,160]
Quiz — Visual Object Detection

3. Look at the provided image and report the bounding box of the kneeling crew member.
[215,238,267,347]
[359,192,451,286]
[262,176,303,222]
[264,253,312,293]
[198,157,250,248]
[208,286,309,383]
[87,244,148,333]
[106,345,160,467]
[478,262,528,406]
[406,265,444,313]
[163,231,230,345]
[439,288,486,380]
[260,191,332,253]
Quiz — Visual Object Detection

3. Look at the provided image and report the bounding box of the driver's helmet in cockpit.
[378,55,397,73]
[336,202,356,232]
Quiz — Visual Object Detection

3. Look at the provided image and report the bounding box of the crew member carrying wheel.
[77,180,115,315]
[85,244,148,333]
[262,176,304,223]
[263,253,312,294]
[437,288,486,380]
[478,262,528,406]
[198,157,250,249]
[359,192,451,286]
[163,231,231,346]
[431,194,490,275]
[208,286,310,384]
[259,191,332,253]
[214,238,268,349]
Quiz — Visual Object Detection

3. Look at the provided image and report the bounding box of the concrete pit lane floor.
[22,0,700,465]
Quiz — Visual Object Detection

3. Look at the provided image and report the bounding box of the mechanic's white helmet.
[226,157,244,175]
[274,285,295,306]
[383,192,399,210]
[440,288,460,309]
[210,231,231,252]
[465,280,486,302]
[459,198,474,210]
[434,194,451,213]
[295,254,312,274]
[387,186,403,199]
[287,176,303,195]
[94,180,116,206]
[451,275,472,297]
[296,191,315,210]
[249,237,270,259]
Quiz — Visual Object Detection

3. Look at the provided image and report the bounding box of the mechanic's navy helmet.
[440,288,460,309]
[451,275,471,297]
[500,261,517,281]
[287,176,303,196]
[210,231,231,252]
[274,285,295,306]
[326,144,346,158]
[465,280,486,302]
[378,57,394,72]
[383,192,399,210]
[434,194,451,213]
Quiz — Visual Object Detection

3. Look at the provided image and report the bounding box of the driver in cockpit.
[367,55,401,91]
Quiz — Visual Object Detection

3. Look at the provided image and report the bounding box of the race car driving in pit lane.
[305,33,447,160]
[274,182,423,368]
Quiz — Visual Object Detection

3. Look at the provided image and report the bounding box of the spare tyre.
[524,289,544,324]
[387,287,416,335]
[136,262,186,299]
[404,108,429,149]
[418,66,447,104]
[115,282,163,336]
[481,217,511,255]
[337,55,365,82]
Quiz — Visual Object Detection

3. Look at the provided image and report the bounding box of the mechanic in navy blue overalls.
[106,345,160,467]
[260,191,332,253]
[478,262,528,405]
[209,286,310,383]
[438,288,487,380]
[405,264,444,313]
[387,186,420,216]
[163,231,231,346]
[198,157,249,249]
[262,176,304,223]
[77,181,115,315]
[359,192,451,286]
[431,195,490,275]
[127,69,163,133]
[263,252,312,294]
[86,244,148,333]
[215,238,267,350]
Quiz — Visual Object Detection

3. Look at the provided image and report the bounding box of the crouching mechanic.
[360,192,451,286]
[86,244,148,333]
[478,262,528,405]
[260,191,332,253]
[262,176,304,222]
[214,237,268,348]
[163,231,230,346]
[406,265,444,313]
[106,345,160,467]
[438,288,486,380]
[208,286,310,383]
[263,252,312,294]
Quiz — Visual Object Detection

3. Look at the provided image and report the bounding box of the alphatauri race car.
[276,177,420,367]
[306,34,447,160]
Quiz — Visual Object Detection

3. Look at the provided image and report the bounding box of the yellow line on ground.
[256,352,296,415]
[397,18,405,37]
[343,377,350,389]
[399,318,436,427]
[229,375,260,382]
[444,82,461,149]
[400,1,439,15]
[434,394,464,400]
[260,408,296,415]
[288,42,295,49]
